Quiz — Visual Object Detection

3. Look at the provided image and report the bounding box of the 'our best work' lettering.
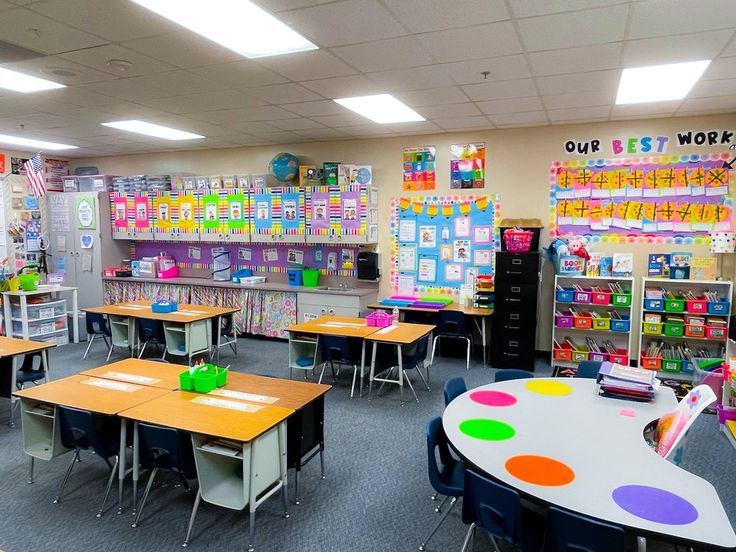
[676,130,734,147]
[564,139,600,155]
[611,136,669,154]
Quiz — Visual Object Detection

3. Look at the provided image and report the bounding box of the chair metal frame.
[211,313,238,364]
[83,313,113,360]
[430,311,473,371]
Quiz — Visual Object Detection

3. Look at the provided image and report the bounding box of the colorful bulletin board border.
[390,195,500,296]
[549,153,734,245]
[403,146,436,191]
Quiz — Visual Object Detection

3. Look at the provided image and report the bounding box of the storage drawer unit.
[491,251,540,371]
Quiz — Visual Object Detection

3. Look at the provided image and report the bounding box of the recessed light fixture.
[616,60,711,104]
[130,0,318,59]
[101,120,205,140]
[333,94,425,124]
[0,67,65,93]
[0,133,77,150]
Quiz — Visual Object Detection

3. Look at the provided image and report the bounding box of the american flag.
[23,153,46,199]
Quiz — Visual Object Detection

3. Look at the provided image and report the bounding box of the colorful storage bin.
[661,358,682,373]
[608,350,628,365]
[644,298,665,311]
[588,351,608,362]
[591,291,612,305]
[553,348,572,362]
[663,323,685,337]
[592,318,611,331]
[707,325,727,340]
[610,317,630,332]
[664,299,685,313]
[640,355,662,370]
[708,300,730,315]
[685,299,708,313]
[611,293,632,307]
[685,324,706,338]
[555,312,574,328]
[681,359,694,374]
[573,315,593,329]
[573,290,592,304]
[642,322,663,335]
[571,348,589,363]
[555,289,575,303]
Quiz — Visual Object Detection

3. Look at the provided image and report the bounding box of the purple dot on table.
[612,485,698,525]
[470,390,517,407]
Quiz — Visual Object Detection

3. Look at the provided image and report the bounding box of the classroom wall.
[73,113,736,353]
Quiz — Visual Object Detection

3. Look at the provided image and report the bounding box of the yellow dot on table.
[525,380,573,396]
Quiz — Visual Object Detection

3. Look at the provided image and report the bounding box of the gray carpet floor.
[0,337,733,552]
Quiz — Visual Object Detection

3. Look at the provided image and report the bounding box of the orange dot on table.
[525,380,572,396]
[505,455,575,487]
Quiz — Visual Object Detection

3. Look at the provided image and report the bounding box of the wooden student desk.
[287,316,381,397]
[80,358,183,390]
[120,391,294,551]
[13,374,170,513]
[366,323,435,405]
[224,372,331,504]
[368,302,493,365]
[85,300,238,362]
[0,336,56,427]
[443,378,736,550]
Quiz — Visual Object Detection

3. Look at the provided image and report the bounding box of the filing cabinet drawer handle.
[512,259,522,265]
[510,314,519,320]
[506,352,520,357]
[511,286,521,293]
[505,325,520,330]
[509,341,519,347]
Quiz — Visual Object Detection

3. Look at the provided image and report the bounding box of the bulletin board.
[549,153,734,245]
[390,195,499,296]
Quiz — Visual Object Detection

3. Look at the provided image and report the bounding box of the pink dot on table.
[470,390,517,407]
[612,485,698,525]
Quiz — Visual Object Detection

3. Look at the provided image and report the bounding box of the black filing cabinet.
[491,251,540,371]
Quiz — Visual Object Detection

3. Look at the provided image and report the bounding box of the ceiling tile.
[528,42,622,76]
[702,56,736,80]
[476,96,543,115]
[690,78,736,98]
[518,5,628,51]
[610,101,681,119]
[489,110,548,126]
[622,30,733,68]
[279,100,346,117]
[79,78,174,102]
[395,86,469,107]
[40,124,113,138]
[416,103,481,119]
[5,55,118,85]
[384,120,442,133]
[721,36,736,57]
[0,7,107,54]
[629,0,736,40]
[122,32,243,69]
[337,123,395,136]
[60,45,177,77]
[280,0,406,47]
[310,112,373,127]
[509,0,627,18]
[536,70,620,95]
[130,70,220,95]
[417,21,522,63]
[256,0,335,11]
[29,0,180,42]
[189,106,297,123]
[301,74,384,98]
[190,61,288,89]
[433,115,493,130]
[367,65,456,92]
[140,90,266,114]
[461,78,537,101]
[44,86,120,107]
[542,89,614,110]
[97,102,181,121]
[293,127,352,139]
[383,0,508,33]
[254,50,356,81]
[678,95,736,113]
[245,83,323,104]
[270,118,326,131]
[331,37,434,72]
[444,55,531,85]
[547,105,611,122]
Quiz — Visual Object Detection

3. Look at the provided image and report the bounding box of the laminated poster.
[398,245,417,272]
[417,256,437,283]
[450,143,485,189]
[402,146,436,191]
[287,249,304,265]
[238,248,251,261]
[263,248,279,262]
[283,200,297,221]
[397,274,416,296]
[445,264,463,282]
[419,225,436,248]
[399,219,416,242]
[454,240,471,263]
[454,216,470,237]
[188,246,201,260]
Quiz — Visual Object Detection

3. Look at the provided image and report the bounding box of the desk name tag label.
[81,378,141,392]
[191,396,263,412]
[103,371,161,385]
[376,325,398,334]
[209,389,279,404]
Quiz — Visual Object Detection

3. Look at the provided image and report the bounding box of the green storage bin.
[302,269,320,287]
[179,371,194,391]
[611,293,631,307]
[660,358,682,373]
[193,371,217,393]
[215,366,228,387]
[664,299,685,312]
[663,323,684,337]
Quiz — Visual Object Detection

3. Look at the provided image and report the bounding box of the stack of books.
[596,361,659,402]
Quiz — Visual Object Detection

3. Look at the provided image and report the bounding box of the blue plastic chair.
[83,312,112,360]
[494,369,534,383]
[319,335,363,398]
[575,360,602,379]
[55,406,120,518]
[431,310,473,370]
[419,417,465,552]
[543,506,626,552]
[132,423,197,528]
[15,352,47,388]
[461,469,544,552]
[443,377,467,406]
[137,318,165,359]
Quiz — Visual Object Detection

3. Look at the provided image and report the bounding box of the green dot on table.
[459,418,516,441]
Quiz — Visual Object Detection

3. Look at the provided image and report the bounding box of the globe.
[268,152,300,183]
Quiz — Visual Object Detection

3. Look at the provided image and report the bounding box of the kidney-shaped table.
[442,378,736,550]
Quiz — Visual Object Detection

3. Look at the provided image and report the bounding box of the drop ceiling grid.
[0,0,730,155]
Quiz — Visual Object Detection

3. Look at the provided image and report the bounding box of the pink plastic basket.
[503,230,533,253]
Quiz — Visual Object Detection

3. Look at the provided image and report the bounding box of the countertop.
[102,276,378,297]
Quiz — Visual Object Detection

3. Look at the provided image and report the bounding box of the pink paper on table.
[619,409,637,418]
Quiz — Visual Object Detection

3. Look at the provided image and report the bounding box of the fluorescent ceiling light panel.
[616,60,711,104]
[0,67,65,93]
[0,133,77,151]
[101,120,204,140]
[130,0,318,58]
[334,94,425,124]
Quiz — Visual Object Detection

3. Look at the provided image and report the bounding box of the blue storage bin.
[644,298,664,311]
[152,301,177,313]
[556,289,575,303]
[287,268,303,286]
[231,269,253,283]
[610,317,630,332]
[708,301,730,315]
[681,359,694,374]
